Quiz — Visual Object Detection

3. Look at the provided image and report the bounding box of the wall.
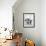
[41,0,46,46]
[13,0,42,46]
[0,0,16,30]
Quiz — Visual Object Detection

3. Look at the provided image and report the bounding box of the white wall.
[13,0,41,46]
[0,0,16,30]
[41,0,46,46]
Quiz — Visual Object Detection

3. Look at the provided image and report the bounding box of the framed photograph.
[13,13,15,31]
[23,13,35,28]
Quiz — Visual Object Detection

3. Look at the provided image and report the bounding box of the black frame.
[23,13,35,28]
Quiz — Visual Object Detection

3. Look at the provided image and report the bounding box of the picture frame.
[23,13,35,28]
[13,13,15,31]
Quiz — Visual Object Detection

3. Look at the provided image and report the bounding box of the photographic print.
[23,13,35,28]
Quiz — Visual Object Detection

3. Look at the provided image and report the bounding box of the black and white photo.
[23,13,35,28]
